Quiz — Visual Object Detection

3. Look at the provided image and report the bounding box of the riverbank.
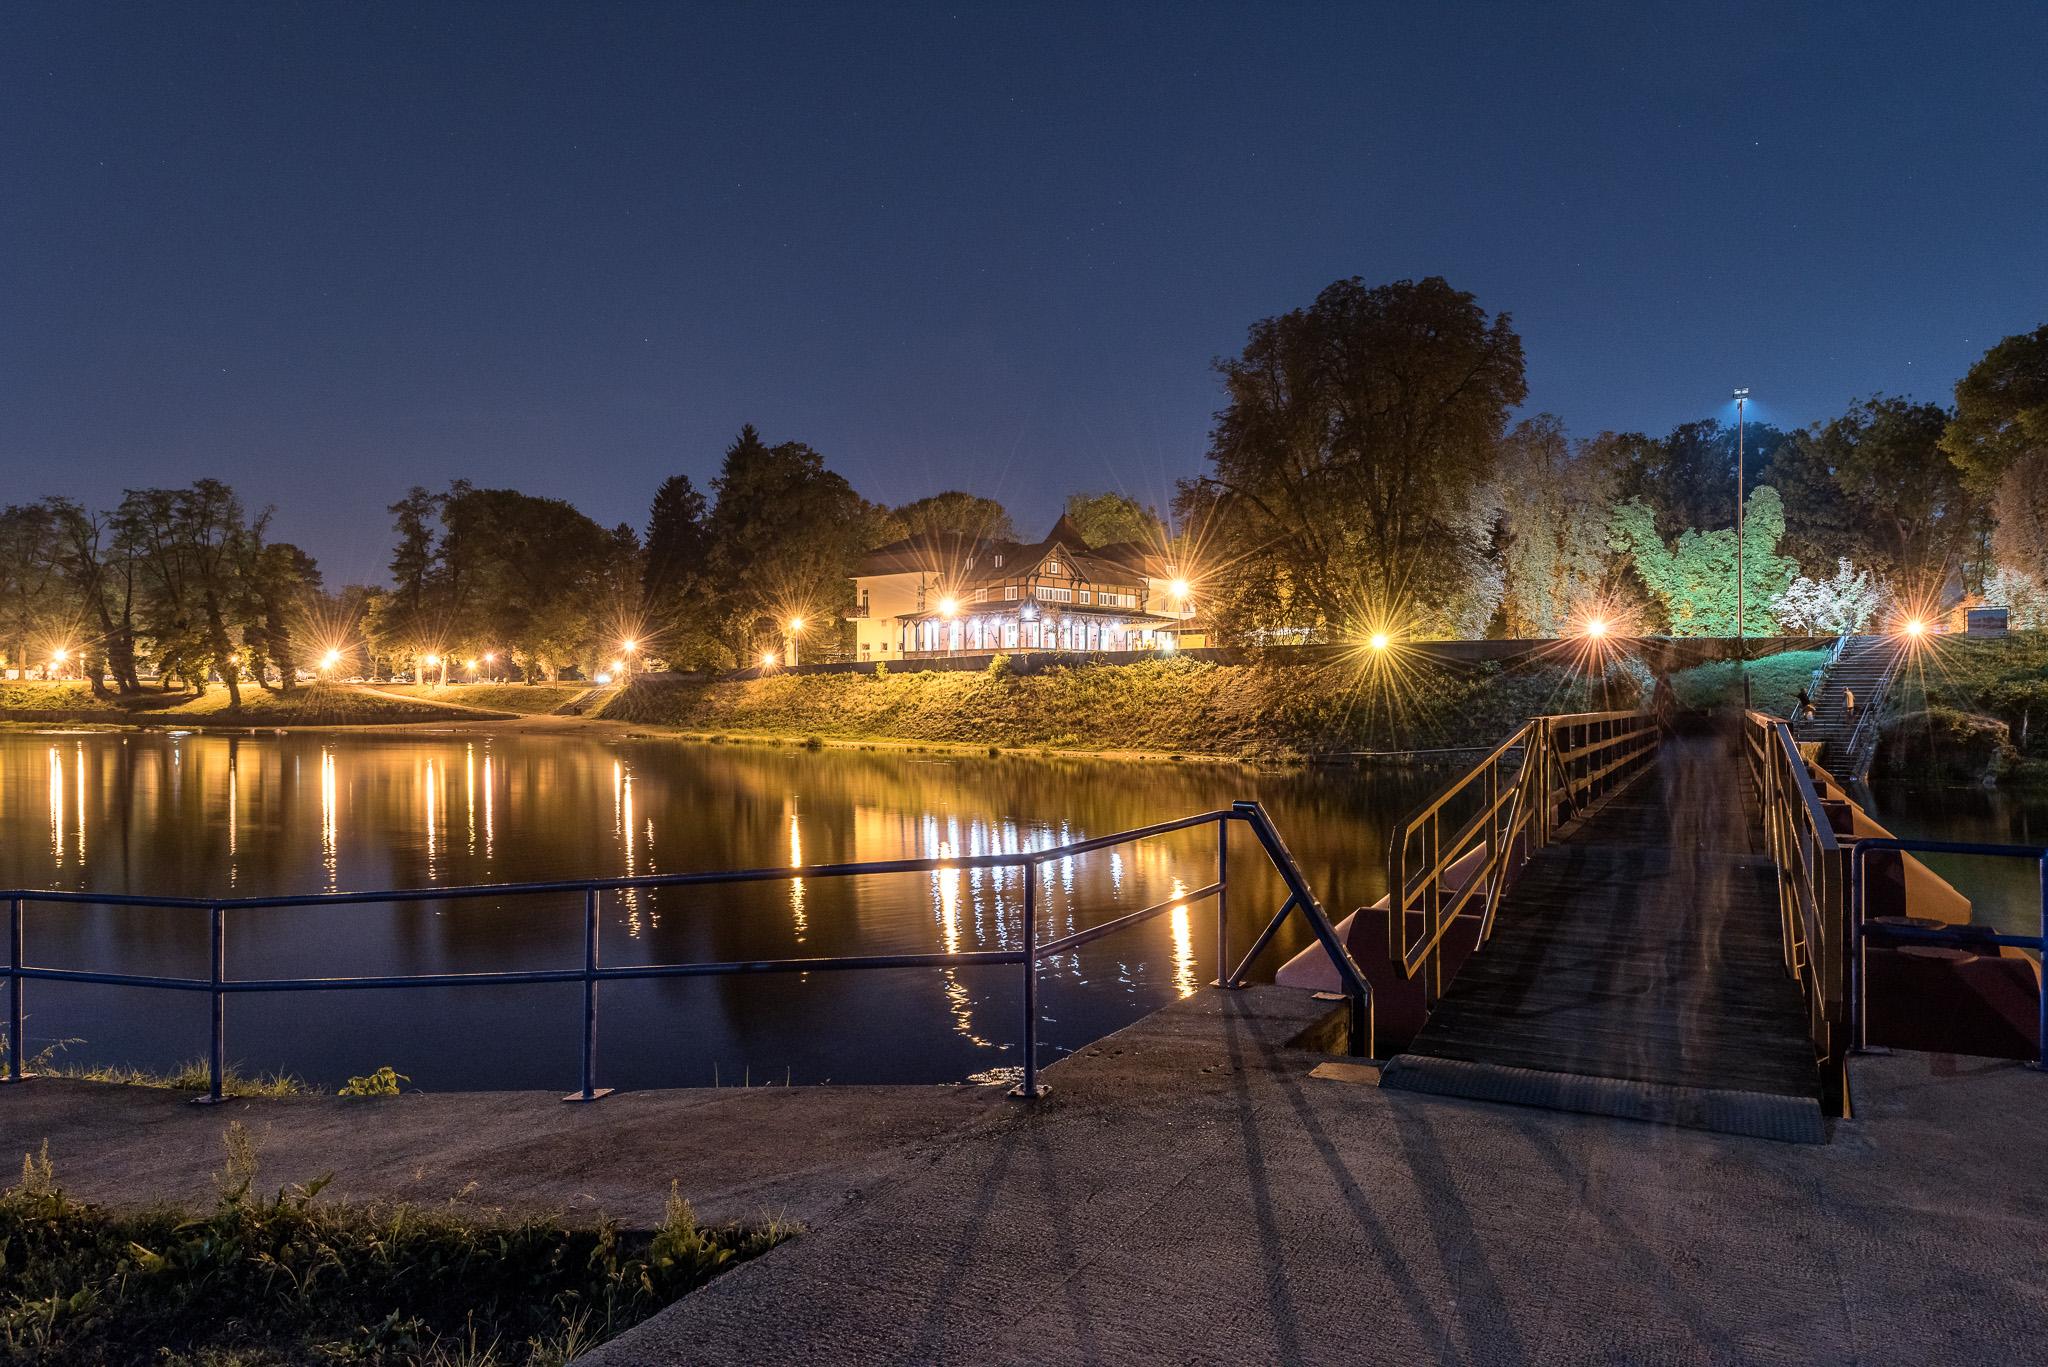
[0,681,510,728]
[0,645,1833,760]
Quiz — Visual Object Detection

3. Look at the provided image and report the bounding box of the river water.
[1,729,1439,1090]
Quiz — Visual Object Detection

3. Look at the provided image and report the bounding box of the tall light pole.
[1733,387,1751,705]
[786,616,804,668]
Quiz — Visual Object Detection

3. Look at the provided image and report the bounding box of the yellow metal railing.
[1386,709,1660,1008]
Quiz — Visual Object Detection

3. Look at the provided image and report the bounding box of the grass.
[0,1131,792,1366]
[1892,631,2048,761]
[0,682,503,727]
[1666,649,1828,719]
[598,651,1669,759]
[374,682,596,715]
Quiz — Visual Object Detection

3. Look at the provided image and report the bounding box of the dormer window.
[1046,557,1061,575]
[994,553,1004,568]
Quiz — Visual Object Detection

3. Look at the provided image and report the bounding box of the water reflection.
[0,729,1441,1090]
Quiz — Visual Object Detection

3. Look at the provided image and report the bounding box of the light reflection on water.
[0,729,1438,1090]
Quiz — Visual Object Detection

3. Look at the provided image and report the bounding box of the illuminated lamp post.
[1733,386,1751,707]
[619,638,638,679]
[423,652,446,687]
[50,646,70,680]
[786,616,804,669]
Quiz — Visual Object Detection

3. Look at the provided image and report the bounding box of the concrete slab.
[581,990,2048,1365]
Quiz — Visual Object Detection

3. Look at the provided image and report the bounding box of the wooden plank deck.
[1380,732,1823,1139]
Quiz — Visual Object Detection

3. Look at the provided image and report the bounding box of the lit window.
[1005,585,1019,600]
[1079,590,1092,603]
[974,587,988,602]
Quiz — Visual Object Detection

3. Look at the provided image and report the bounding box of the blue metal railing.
[1849,837,2048,1068]
[2,801,1373,1103]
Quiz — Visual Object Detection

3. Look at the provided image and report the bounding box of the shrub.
[338,1066,409,1097]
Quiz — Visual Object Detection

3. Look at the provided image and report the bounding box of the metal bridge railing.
[1386,708,1660,1008]
[1848,837,2047,1069]
[1,801,1373,1104]
[1743,709,1851,1108]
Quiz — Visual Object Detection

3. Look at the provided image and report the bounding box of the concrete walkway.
[590,989,2047,1365]
[2,1078,999,1229]
[9,990,2045,1363]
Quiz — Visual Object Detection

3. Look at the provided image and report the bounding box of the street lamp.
[50,646,69,680]
[1368,631,1390,653]
[1733,386,1751,707]
[786,615,805,668]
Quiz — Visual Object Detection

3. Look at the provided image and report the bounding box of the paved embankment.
[591,989,2046,1365]
[2,1079,999,1229]
[9,990,2045,1363]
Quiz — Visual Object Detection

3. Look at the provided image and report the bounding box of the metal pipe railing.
[0,803,1374,1102]
[1848,837,2047,1069]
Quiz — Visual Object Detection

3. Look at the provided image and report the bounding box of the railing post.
[564,886,612,1102]
[1211,815,1237,989]
[2036,852,2047,1072]
[5,896,25,1083]
[1010,861,1045,1099]
[196,904,225,1105]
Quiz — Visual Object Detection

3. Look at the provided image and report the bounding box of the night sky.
[6,2,2045,586]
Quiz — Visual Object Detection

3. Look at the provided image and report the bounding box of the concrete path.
[2,1078,999,1229]
[589,989,2048,1366]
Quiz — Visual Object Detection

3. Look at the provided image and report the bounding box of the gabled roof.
[856,517,1152,588]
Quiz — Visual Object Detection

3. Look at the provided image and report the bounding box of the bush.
[1877,707,2018,785]
[0,1135,790,1365]
[338,1066,409,1097]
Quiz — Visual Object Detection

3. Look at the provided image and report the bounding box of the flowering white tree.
[1769,559,1888,634]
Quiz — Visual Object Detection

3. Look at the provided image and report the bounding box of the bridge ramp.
[1381,734,1824,1141]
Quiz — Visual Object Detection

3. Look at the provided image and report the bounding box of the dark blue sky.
[6,2,2045,585]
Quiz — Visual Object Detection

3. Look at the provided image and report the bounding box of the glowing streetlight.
[760,650,778,669]
[1904,618,1926,638]
[320,648,342,671]
[1585,618,1609,640]
[938,596,958,618]
[1158,633,1178,655]
[1168,577,1191,603]
[621,638,637,654]
[1368,632,1390,653]
[785,615,806,666]
[50,646,68,663]
[609,659,625,676]
[465,658,479,673]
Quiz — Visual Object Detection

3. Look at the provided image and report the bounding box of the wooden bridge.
[1285,707,1862,1142]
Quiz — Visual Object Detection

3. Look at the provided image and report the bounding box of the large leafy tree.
[1766,396,1982,596]
[1490,416,1623,637]
[1942,324,2048,583]
[701,426,890,666]
[896,490,1017,543]
[115,481,264,703]
[1182,276,1526,639]
[1611,486,1798,636]
[44,498,143,694]
[0,503,72,681]
[1061,492,1162,548]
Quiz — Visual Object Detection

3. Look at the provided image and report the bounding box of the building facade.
[849,517,1199,660]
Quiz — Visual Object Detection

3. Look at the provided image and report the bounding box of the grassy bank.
[0,682,505,727]
[1893,632,2048,761]
[2,1133,787,1366]
[1666,649,1827,718]
[599,653,1671,758]
[374,682,596,715]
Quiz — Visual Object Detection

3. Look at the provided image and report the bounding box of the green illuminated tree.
[1611,486,1798,636]
[1491,416,1623,636]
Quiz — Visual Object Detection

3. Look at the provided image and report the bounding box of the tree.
[1943,325,2048,583]
[1615,420,1787,542]
[896,491,1017,543]
[643,474,710,624]
[1769,396,1983,596]
[1061,492,1162,548]
[244,541,321,690]
[1611,486,1798,636]
[700,427,891,666]
[1769,559,1887,634]
[115,481,263,702]
[1184,276,1526,639]
[0,503,71,681]
[44,497,143,694]
[1490,416,1621,637]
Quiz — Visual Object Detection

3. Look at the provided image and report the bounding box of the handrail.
[1840,642,1906,781]
[1385,708,1659,1010]
[1743,709,1850,1110]
[1847,837,2047,1068]
[1,804,1375,1104]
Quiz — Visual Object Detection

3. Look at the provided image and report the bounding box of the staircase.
[1792,634,1904,782]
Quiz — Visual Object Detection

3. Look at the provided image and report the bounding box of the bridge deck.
[1384,733,1822,1137]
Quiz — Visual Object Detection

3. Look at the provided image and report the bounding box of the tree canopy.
[1943,324,2048,585]
[895,491,1017,543]
[1611,486,1798,636]
[1183,275,1526,638]
[1061,492,1163,548]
